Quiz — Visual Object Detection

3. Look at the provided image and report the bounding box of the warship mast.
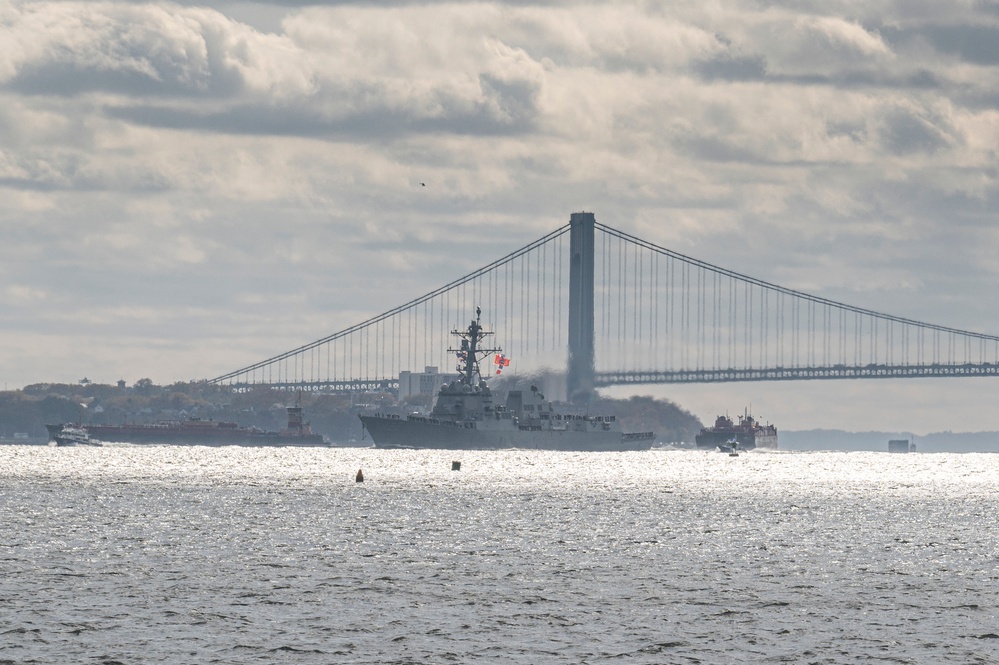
[449,306,503,385]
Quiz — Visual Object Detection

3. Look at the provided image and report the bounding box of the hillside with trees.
[1,379,702,445]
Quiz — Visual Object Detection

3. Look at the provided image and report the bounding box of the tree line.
[0,379,703,445]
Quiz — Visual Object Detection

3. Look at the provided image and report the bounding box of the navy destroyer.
[359,309,654,450]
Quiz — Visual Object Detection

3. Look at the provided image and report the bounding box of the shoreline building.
[397,366,460,402]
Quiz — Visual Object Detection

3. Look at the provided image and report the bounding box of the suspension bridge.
[209,213,999,401]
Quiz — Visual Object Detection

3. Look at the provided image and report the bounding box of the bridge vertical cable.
[591,222,999,385]
[210,218,999,393]
[209,224,573,394]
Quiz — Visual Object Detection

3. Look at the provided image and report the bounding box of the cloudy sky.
[3,0,999,433]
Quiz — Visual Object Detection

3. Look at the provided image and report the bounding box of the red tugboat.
[695,410,778,451]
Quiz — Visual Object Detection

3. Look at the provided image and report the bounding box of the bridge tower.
[567,211,596,403]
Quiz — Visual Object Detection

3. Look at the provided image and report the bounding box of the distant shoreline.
[781,429,999,453]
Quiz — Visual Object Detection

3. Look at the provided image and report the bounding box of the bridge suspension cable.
[209,224,572,388]
[209,215,999,392]
[592,222,999,385]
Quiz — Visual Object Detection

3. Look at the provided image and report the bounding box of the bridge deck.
[596,363,999,385]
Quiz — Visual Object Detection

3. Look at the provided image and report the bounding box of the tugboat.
[359,308,655,450]
[695,409,778,451]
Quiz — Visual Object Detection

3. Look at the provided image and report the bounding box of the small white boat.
[46,425,100,447]
[720,437,740,456]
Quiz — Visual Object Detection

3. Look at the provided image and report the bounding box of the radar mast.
[448,307,503,386]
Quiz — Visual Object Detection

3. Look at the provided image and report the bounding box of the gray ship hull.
[360,414,653,451]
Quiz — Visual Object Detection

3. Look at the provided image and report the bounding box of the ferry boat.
[45,424,100,447]
[359,309,654,450]
[695,410,778,451]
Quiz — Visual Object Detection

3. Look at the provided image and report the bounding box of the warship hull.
[360,414,654,451]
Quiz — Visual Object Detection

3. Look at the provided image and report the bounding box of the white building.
[398,366,460,401]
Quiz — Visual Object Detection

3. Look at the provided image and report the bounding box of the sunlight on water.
[2,445,998,664]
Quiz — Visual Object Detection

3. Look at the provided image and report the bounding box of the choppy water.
[1,446,998,664]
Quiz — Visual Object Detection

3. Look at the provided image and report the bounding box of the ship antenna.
[448,308,501,387]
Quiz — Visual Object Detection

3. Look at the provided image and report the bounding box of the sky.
[3,0,999,434]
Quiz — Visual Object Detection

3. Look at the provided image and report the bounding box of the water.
[2,446,998,664]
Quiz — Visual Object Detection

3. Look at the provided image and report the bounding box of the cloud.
[694,53,766,81]
[2,284,49,305]
[914,24,999,66]
[876,102,957,155]
[2,4,224,95]
[1,0,999,434]
[1,3,555,138]
[734,14,893,78]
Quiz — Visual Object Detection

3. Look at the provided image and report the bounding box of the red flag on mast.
[494,354,510,374]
